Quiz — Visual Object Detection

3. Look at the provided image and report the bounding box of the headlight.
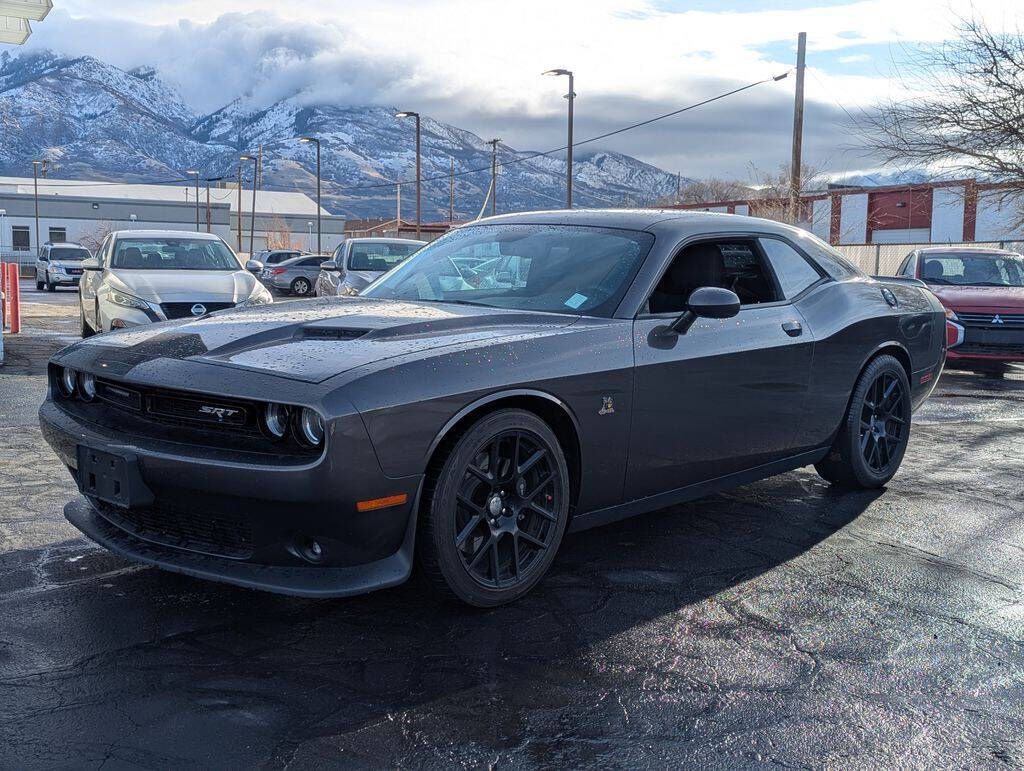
[51,264,65,273]
[239,283,273,307]
[109,290,150,310]
[298,408,325,447]
[58,367,77,397]
[262,402,290,440]
[79,372,97,401]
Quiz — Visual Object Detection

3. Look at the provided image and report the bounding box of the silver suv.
[35,242,93,292]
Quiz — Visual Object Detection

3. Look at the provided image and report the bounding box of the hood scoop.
[301,326,369,340]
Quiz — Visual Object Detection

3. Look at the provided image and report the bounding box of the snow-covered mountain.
[0,50,684,218]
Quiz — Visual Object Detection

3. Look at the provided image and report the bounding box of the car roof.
[466,208,810,238]
[344,237,427,245]
[275,254,317,266]
[916,246,1020,256]
[111,230,223,240]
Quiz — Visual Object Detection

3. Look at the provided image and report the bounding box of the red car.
[898,247,1024,376]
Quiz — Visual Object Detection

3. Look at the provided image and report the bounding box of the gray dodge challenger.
[40,210,946,606]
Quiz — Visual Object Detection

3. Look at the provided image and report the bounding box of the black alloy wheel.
[859,371,907,474]
[815,354,912,488]
[419,409,570,606]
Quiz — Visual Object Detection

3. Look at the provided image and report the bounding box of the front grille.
[955,342,1024,356]
[96,377,254,431]
[160,302,235,320]
[66,267,83,275]
[94,499,254,559]
[957,312,1024,327]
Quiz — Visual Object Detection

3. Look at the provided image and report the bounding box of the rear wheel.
[291,277,311,296]
[815,355,911,488]
[418,409,570,607]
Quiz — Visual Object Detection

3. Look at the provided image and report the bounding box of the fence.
[833,241,1024,276]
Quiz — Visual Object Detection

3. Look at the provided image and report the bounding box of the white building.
[0,176,345,262]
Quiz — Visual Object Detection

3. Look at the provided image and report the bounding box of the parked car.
[897,246,1024,376]
[260,249,307,266]
[35,242,93,292]
[77,230,271,336]
[43,210,945,607]
[314,237,424,297]
[260,254,330,296]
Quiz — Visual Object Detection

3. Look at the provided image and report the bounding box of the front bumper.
[49,274,81,286]
[39,398,422,598]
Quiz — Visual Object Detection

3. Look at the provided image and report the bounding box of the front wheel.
[815,354,911,488]
[418,409,571,607]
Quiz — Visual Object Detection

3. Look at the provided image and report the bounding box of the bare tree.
[863,17,1024,197]
[266,215,299,250]
[744,163,826,225]
[77,221,115,254]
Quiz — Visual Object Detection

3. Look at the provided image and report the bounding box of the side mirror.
[81,258,102,271]
[669,287,741,334]
[321,260,340,271]
[245,259,264,274]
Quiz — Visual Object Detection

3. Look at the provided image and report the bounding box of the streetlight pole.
[307,221,313,252]
[186,170,200,231]
[487,139,501,216]
[542,69,575,208]
[395,111,421,239]
[238,155,255,253]
[32,160,41,255]
[298,137,322,253]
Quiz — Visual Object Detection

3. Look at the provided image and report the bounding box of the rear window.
[348,242,421,272]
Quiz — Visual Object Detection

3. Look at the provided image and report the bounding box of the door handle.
[782,321,802,337]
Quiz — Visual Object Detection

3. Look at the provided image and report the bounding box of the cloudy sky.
[21,0,1024,182]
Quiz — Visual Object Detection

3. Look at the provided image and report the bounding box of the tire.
[418,409,571,607]
[290,277,311,296]
[814,354,912,489]
[46,276,55,292]
[36,275,43,290]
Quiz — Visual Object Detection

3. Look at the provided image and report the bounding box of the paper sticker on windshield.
[564,293,588,309]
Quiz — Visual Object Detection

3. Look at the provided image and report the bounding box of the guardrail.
[1,262,21,334]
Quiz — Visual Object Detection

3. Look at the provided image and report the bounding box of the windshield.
[921,252,1024,287]
[362,224,654,317]
[348,242,422,272]
[110,238,241,271]
[49,247,90,261]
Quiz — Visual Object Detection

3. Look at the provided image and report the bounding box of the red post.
[1,263,8,330]
[7,263,19,334]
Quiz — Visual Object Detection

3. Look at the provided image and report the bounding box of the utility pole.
[488,139,500,216]
[676,172,681,203]
[257,145,263,191]
[205,179,211,233]
[238,155,255,252]
[249,172,257,256]
[449,157,455,223]
[543,69,575,208]
[396,182,401,234]
[186,170,200,231]
[789,31,807,224]
[32,160,41,254]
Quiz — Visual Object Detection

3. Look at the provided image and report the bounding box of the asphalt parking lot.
[2,280,1024,768]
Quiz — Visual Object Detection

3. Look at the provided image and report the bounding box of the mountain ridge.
[0,50,686,218]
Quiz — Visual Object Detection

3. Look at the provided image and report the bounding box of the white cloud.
[20,0,1024,179]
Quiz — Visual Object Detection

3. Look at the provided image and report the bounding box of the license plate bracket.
[76,446,150,508]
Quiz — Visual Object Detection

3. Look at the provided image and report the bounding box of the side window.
[648,238,780,315]
[901,254,917,277]
[758,238,823,299]
[97,236,111,266]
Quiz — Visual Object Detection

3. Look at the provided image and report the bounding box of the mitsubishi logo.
[992,314,1004,325]
[191,303,207,316]
[199,405,239,421]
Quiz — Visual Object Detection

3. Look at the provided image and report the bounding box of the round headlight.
[79,372,96,401]
[262,402,290,440]
[298,408,325,447]
[58,367,77,397]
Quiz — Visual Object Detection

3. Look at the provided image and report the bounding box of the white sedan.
[78,230,272,337]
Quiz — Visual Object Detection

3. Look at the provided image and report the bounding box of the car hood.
[927,283,1024,312]
[76,297,578,383]
[50,261,87,270]
[109,269,258,303]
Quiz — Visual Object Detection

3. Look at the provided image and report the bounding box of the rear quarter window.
[793,231,863,279]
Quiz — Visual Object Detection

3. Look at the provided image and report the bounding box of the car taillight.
[270,268,287,275]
